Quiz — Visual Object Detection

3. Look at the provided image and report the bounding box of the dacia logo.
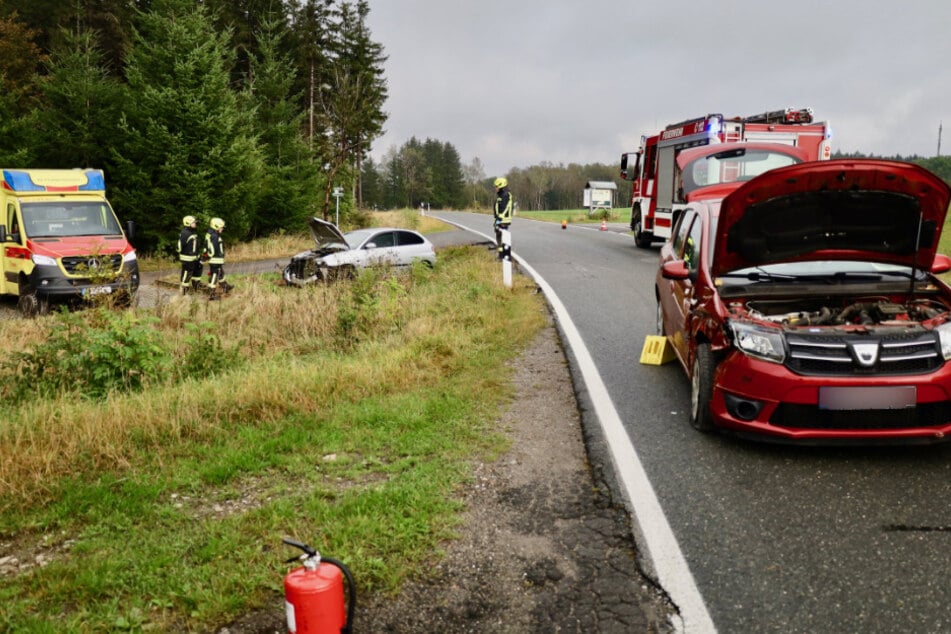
[849,342,879,368]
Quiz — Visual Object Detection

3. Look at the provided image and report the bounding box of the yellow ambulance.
[0,169,139,316]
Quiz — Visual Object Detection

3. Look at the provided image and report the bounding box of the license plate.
[82,285,113,297]
[818,386,916,410]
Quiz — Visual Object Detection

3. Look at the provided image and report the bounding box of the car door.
[363,230,398,267]
[664,210,702,364]
[393,230,429,266]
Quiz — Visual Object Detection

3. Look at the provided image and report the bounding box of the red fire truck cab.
[620,108,832,248]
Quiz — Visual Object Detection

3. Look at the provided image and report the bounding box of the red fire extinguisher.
[283,537,355,634]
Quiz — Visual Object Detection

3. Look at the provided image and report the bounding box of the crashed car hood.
[712,159,951,277]
[307,217,348,248]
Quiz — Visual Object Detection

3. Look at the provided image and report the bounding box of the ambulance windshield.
[21,201,123,238]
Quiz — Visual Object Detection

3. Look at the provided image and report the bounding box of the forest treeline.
[0,0,387,254]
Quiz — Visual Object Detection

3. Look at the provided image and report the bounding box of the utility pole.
[939,121,943,157]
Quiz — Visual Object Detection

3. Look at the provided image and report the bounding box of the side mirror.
[0,226,7,242]
[364,242,376,250]
[932,253,951,274]
[661,260,690,280]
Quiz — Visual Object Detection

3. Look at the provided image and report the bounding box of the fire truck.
[619,108,832,248]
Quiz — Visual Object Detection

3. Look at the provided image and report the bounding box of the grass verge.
[0,246,547,631]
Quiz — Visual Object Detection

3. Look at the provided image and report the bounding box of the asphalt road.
[434,211,951,634]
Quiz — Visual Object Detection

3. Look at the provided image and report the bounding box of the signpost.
[332,186,344,226]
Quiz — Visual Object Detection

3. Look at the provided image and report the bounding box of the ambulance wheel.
[17,292,49,318]
[689,344,717,433]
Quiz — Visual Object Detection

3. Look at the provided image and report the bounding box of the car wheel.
[17,292,48,318]
[655,297,665,336]
[690,344,717,433]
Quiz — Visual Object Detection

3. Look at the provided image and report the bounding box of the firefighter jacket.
[178,226,200,262]
[494,188,513,225]
[204,228,225,265]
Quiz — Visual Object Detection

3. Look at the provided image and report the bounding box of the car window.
[672,209,695,255]
[369,231,395,248]
[683,216,703,275]
[396,231,424,246]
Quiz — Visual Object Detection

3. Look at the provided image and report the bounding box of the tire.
[655,297,665,336]
[689,344,717,433]
[631,206,653,249]
[17,292,48,318]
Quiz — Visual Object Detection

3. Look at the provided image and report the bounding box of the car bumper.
[30,262,140,300]
[709,351,951,444]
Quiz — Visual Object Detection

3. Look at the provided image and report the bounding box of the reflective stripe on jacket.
[494,188,513,224]
[178,227,200,262]
[205,229,225,265]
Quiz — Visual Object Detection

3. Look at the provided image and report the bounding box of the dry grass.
[0,250,544,512]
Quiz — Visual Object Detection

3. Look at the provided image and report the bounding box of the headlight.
[32,254,56,266]
[730,321,786,363]
[123,250,137,262]
[937,322,951,360]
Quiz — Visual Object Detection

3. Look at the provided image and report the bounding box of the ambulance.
[0,169,139,315]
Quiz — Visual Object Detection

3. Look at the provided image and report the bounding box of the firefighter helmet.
[210,217,225,231]
[183,215,197,227]
[494,177,508,189]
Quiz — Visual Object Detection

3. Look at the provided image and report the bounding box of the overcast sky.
[365,0,951,178]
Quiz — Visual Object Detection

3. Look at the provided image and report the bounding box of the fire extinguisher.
[283,537,356,634]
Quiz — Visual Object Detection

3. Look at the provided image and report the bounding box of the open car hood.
[307,217,348,248]
[712,159,951,277]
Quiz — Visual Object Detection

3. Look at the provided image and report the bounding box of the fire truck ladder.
[741,108,814,124]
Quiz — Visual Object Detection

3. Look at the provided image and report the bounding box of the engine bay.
[733,296,951,328]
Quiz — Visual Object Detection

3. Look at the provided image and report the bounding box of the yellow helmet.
[182,215,196,227]
[494,177,508,189]
[210,217,225,231]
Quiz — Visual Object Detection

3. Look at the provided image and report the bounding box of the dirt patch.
[221,323,675,633]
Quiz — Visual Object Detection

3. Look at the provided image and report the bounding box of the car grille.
[61,254,123,275]
[770,402,951,430]
[785,330,943,376]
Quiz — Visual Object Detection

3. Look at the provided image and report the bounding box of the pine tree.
[335,0,387,208]
[110,0,263,254]
[38,28,122,169]
[245,15,323,235]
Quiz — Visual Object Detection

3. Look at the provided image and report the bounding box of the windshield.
[682,148,802,196]
[21,201,123,238]
[343,229,377,249]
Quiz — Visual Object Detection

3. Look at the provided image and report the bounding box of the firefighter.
[177,215,201,294]
[493,177,513,260]
[204,217,231,299]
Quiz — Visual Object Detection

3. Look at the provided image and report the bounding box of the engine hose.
[322,556,356,634]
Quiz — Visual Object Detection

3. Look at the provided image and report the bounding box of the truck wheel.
[631,207,653,248]
[689,344,717,433]
[655,297,666,336]
[17,292,49,318]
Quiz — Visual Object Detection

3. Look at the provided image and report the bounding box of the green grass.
[517,208,627,224]
[0,247,547,631]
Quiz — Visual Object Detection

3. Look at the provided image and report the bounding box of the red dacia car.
[656,156,951,443]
